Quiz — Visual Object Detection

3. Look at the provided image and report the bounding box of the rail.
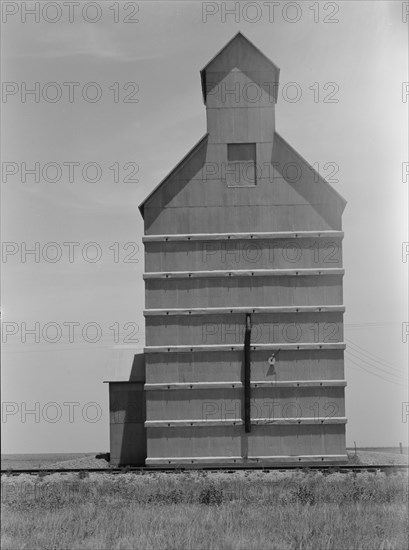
[2,464,408,476]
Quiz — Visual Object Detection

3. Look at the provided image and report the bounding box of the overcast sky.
[1,1,408,453]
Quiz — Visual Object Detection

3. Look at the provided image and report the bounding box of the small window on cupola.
[226,143,257,187]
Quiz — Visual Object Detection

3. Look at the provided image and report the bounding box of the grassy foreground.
[2,470,408,550]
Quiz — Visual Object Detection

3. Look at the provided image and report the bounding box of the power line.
[346,338,406,373]
[345,350,406,382]
[345,322,400,328]
[345,356,406,388]
[345,346,407,379]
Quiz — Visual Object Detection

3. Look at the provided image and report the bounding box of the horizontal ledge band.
[144,305,345,316]
[144,343,346,353]
[143,231,344,243]
[145,455,348,465]
[144,380,347,390]
[145,417,347,428]
[144,268,344,279]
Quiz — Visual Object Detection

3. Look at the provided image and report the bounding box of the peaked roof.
[274,132,347,209]
[200,31,280,104]
[138,134,209,217]
[138,131,347,218]
[138,33,346,219]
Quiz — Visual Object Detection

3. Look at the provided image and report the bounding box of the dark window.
[226,143,257,187]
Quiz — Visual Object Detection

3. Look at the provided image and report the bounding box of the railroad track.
[2,464,408,476]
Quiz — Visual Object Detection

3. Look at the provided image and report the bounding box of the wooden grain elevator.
[108,32,347,467]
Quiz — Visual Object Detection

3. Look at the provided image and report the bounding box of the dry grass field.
[2,468,408,550]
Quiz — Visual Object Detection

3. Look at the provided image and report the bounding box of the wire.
[345,350,407,381]
[345,356,406,388]
[346,338,405,373]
